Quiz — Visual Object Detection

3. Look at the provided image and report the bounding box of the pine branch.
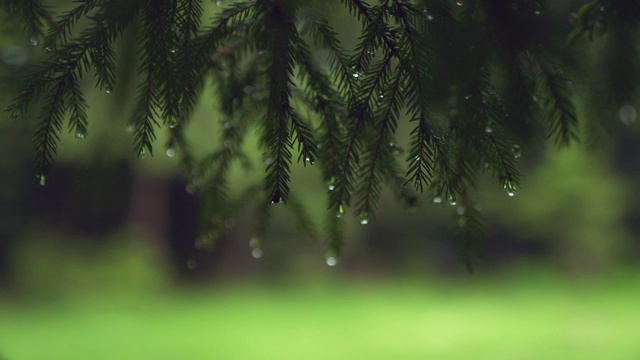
[3,0,52,38]
[535,57,579,146]
[44,0,102,47]
[33,77,68,184]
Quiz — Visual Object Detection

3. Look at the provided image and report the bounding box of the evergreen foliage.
[2,0,637,269]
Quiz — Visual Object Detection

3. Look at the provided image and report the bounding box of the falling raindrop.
[433,196,442,204]
[166,147,176,158]
[326,256,338,267]
[619,105,637,125]
[30,37,39,46]
[251,248,263,259]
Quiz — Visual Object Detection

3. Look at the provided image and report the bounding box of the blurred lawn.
[1,268,639,360]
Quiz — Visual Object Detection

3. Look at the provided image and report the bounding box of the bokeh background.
[1,1,640,359]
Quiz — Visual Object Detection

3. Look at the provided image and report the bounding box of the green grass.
[1,269,640,360]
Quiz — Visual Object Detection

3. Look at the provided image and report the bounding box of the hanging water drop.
[8,110,20,121]
[30,37,39,46]
[511,144,521,158]
[427,15,434,21]
[166,147,176,158]
[264,157,274,165]
[325,256,338,267]
[216,0,223,6]
[360,214,369,225]
[75,131,86,139]
[352,73,360,78]
[169,48,178,54]
[38,175,46,187]
[270,189,283,204]
[433,196,442,204]
[336,204,345,218]
[485,126,493,134]
[456,1,463,6]
[508,190,516,197]
[105,86,112,94]
[137,148,146,159]
[168,119,178,129]
[535,10,541,15]
[532,95,538,102]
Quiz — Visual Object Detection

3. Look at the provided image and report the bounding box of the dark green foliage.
[4,0,631,270]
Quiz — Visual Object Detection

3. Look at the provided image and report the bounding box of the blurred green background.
[1,1,640,359]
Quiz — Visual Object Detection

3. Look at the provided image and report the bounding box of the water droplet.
[483,162,490,168]
[328,184,335,191]
[352,73,360,78]
[264,157,274,165]
[125,124,135,133]
[168,119,178,129]
[485,126,493,134]
[166,147,176,158]
[511,144,521,158]
[427,15,434,21]
[532,95,538,102]
[137,148,146,159]
[216,0,223,6]
[450,201,457,206]
[535,10,541,15]
[186,259,197,270]
[325,256,338,266]
[336,204,345,218]
[360,214,369,225]
[8,110,20,121]
[456,1,463,6]
[169,48,177,54]
[75,131,86,139]
[270,189,283,204]
[433,196,442,204]
[508,190,516,197]
[38,175,46,187]
[456,207,465,215]
[30,37,39,46]
[222,121,232,129]
[464,94,472,100]
[45,46,52,53]
[619,105,637,125]
[105,86,112,94]
[251,248,263,259]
